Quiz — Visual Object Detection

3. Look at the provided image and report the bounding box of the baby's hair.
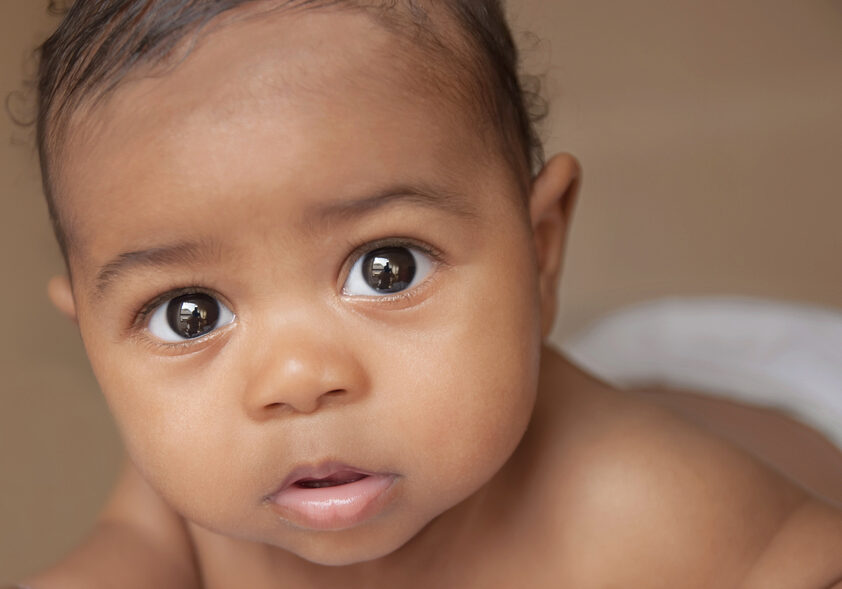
[35,0,547,264]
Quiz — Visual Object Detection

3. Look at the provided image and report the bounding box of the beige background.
[2,0,841,581]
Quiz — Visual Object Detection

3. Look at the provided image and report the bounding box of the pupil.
[166,293,220,339]
[362,247,416,293]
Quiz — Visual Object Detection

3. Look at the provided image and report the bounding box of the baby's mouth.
[294,471,369,489]
[267,462,398,530]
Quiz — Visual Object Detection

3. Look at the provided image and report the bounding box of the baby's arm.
[21,459,199,589]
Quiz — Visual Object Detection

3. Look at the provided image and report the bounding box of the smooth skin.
[27,6,842,589]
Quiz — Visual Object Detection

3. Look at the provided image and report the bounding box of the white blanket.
[562,297,842,449]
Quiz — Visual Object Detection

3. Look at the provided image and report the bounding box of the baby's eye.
[147,292,235,342]
[343,245,433,296]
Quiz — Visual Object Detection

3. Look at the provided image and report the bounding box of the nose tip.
[245,345,366,420]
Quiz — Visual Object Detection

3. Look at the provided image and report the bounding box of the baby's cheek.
[126,410,259,532]
[93,348,251,516]
[397,319,538,493]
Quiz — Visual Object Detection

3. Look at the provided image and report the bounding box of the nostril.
[255,389,350,417]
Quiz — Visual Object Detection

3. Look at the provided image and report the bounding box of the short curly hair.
[35,0,547,261]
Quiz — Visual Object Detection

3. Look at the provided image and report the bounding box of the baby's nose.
[243,330,368,419]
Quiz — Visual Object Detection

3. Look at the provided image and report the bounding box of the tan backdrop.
[2,0,841,581]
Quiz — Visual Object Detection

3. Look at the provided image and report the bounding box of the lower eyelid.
[134,320,236,355]
[342,262,444,307]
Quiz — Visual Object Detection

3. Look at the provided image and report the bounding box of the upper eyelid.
[345,237,444,266]
[133,286,226,328]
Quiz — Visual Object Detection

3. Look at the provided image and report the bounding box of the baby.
[16,1,842,587]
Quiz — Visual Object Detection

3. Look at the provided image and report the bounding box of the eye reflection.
[362,247,416,293]
[166,293,221,339]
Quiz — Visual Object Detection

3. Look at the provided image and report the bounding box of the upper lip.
[269,461,377,497]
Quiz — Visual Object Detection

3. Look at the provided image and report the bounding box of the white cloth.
[562,297,842,449]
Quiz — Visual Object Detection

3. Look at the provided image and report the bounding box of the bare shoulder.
[536,352,842,588]
[740,497,842,589]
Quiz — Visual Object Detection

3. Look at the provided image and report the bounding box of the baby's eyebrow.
[91,184,477,299]
[304,183,479,224]
[93,240,214,299]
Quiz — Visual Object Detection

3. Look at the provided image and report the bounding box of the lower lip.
[269,474,397,531]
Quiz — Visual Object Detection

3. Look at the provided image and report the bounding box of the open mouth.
[268,463,397,530]
[294,471,369,489]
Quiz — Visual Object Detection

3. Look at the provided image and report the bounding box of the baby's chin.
[261,514,433,568]
[287,529,418,567]
[184,498,436,569]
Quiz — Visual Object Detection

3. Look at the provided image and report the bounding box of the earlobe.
[528,153,582,336]
[48,274,78,323]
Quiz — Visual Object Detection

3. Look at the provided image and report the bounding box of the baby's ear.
[528,153,581,337]
[48,274,78,323]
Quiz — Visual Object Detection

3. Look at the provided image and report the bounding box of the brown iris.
[361,247,416,293]
[166,293,220,339]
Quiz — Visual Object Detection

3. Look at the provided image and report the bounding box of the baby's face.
[57,9,548,565]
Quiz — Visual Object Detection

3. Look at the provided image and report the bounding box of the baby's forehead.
[143,8,468,122]
[73,10,483,157]
[40,1,540,266]
[59,5,495,195]
[57,7,511,271]
[61,3,488,150]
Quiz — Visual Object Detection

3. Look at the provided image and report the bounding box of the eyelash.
[342,235,444,283]
[128,236,446,349]
[346,236,443,261]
